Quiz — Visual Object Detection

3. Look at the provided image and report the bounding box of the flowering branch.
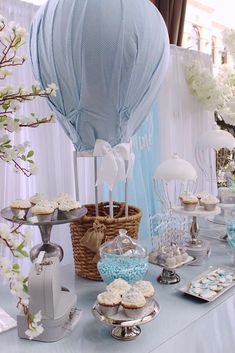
[0,223,44,339]
[184,61,235,126]
[0,15,57,176]
[0,14,52,340]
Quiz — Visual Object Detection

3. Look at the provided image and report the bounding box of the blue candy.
[97,257,149,284]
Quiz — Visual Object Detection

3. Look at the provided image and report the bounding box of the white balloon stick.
[73,150,79,200]
[109,190,113,218]
[94,157,99,216]
[125,160,129,217]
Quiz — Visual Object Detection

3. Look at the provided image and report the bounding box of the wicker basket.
[70,201,142,281]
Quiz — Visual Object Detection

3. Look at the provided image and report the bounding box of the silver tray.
[178,266,235,302]
[149,254,196,285]
[92,299,160,340]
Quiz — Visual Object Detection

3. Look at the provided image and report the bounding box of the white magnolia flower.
[4,148,17,162]
[16,144,25,154]
[0,223,11,239]
[29,163,38,175]
[33,311,42,323]
[25,324,44,340]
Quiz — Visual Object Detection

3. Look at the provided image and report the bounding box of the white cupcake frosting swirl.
[133,281,155,298]
[106,278,131,296]
[10,199,31,209]
[58,200,81,211]
[32,204,54,215]
[97,291,121,306]
[29,193,46,204]
[121,287,146,307]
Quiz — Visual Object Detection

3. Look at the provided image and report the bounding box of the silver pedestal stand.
[92,299,160,341]
[172,206,221,264]
[1,207,87,262]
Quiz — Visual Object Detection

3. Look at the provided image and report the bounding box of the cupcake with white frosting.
[106,278,131,296]
[121,287,146,319]
[182,195,198,211]
[201,196,219,211]
[97,291,121,316]
[10,199,31,218]
[29,193,46,206]
[31,204,54,222]
[133,281,155,304]
[179,191,193,206]
[58,200,81,218]
[196,191,210,205]
[54,192,73,205]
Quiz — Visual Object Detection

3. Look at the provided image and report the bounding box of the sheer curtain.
[158,45,215,190]
[0,0,94,268]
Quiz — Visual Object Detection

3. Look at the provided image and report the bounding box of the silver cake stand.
[172,206,221,265]
[155,256,195,285]
[1,207,87,262]
[92,299,160,341]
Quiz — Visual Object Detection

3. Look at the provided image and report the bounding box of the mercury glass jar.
[97,229,149,284]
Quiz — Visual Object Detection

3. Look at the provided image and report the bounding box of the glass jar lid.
[99,229,147,258]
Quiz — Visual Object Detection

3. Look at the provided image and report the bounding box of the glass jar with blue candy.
[97,229,149,284]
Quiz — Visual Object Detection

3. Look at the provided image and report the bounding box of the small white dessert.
[58,200,81,218]
[200,290,216,299]
[179,191,193,205]
[196,191,211,205]
[201,196,219,211]
[10,199,31,217]
[165,256,177,268]
[54,193,73,205]
[133,281,155,303]
[97,291,121,315]
[29,193,46,205]
[31,204,54,221]
[107,278,131,296]
[182,195,198,211]
[121,287,146,319]
[10,199,31,209]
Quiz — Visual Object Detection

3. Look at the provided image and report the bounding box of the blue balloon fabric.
[30,0,169,152]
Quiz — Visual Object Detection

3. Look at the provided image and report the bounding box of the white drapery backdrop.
[157,45,215,207]
[0,0,215,270]
[0,0,95,268]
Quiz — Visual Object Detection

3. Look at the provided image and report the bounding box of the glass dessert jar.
[97,229,149,284]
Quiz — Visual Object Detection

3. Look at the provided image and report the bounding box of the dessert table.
[0,221,235,353]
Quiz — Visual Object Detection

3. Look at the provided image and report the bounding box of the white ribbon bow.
[93,139,135,191]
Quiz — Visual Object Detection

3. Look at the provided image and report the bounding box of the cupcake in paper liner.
[182,195,198,211]
[58,200,81,219]
[121,287,146,319]
[106,278,131,296]
[31,204,54,222]
[29,192,47,206]
[97,291,121,316]
[10,199,31,218]
[201,196,219,211]
[133,281,155,305]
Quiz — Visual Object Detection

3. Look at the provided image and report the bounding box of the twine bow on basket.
[79,220,106,262]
